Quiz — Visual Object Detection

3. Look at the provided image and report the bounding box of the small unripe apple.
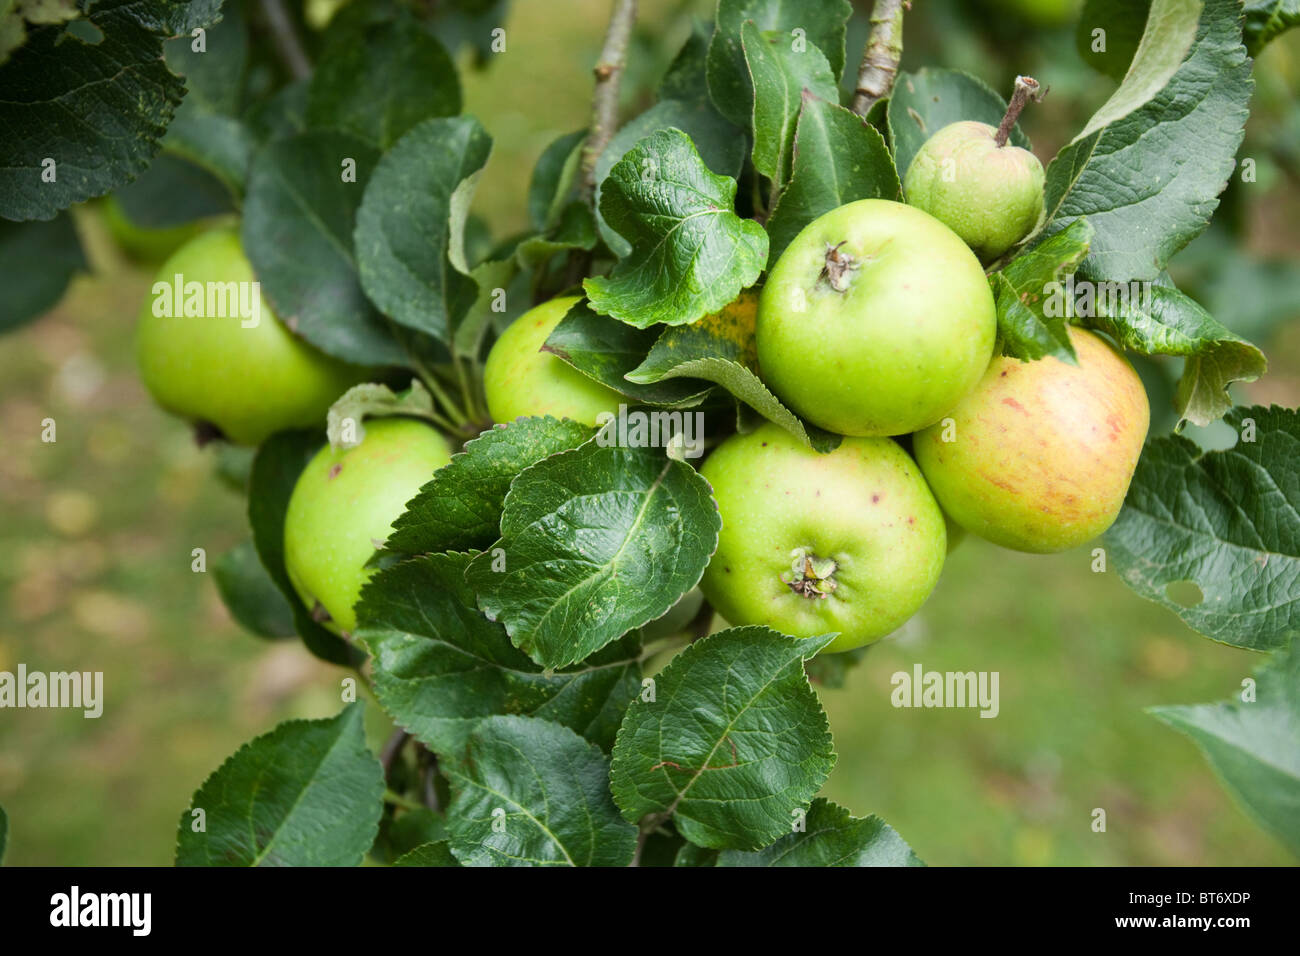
[136,229,366,445]
[904,120,1045,262]
[913,327,1149,553]
[283,418,453,634]
[757,199,996,437]
[483,295,624,426]
[700,422,947,652]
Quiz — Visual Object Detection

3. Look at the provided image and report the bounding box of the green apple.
[283,417,453,634]
[700,422,947,653]
[136,229,366,445]
[757,199,996,437]
[904,120,1045,262]
[913,327,1150,553]
[483,295,624,426]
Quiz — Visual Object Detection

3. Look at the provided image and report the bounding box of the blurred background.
[1,0,1297,865]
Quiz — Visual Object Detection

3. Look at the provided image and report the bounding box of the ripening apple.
[700,422,947,653]
[757,199,996,438]
[283,417,453,634]
[136,229,366,445]
[904,120,1045,262]
[913,327,1149,553]
[483,295,623,426]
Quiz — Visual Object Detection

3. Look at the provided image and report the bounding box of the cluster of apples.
[703,120,1149,652]
[130,119,1147,650]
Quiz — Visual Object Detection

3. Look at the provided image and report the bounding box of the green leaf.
[886,68,1031,182]
[1150,640,1300,856]
[1080,279,1265,427]
[213,539,297,639]
[610,627,837,850]
[991,219,1094,363]
[585,129,767,329]
[544,300,715,407]
[306,17,460,149]
[528,128,586,232]
[1042,0,1249,281]
[247,430,362,666]
[113,153,235,229]
[0,0,187,220]
[1077,0,1152,80]
[626,291,841,453]
[176,703,384,866]
[242,130,406,366]
[0,214,85,331]
[514,200,598,271]
[466,440,721,670]
[1104,405,1299,651]
[594,98,746,258]
[393,841,460,866]
[386,417,593,556]
[658,18,712,102]
[674,842,719,866]
[741,20,838,188]
[766,92,900,263]
[717,799,925,866]
[355,116,492,347]
[325,380,441,448]
[706,0,852,127]
[442,715,638,866]
[1243,0,1300,54]
[355,552,642,754]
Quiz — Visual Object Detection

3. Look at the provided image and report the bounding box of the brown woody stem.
[995,75,1042,147]
[579,0,638,204]
[850,0,908,118]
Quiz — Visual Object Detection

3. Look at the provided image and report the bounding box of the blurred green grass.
[0,0,1296,866]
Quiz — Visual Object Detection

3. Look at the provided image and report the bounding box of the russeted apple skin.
[135,229,366,445]
[913,327,1150,554]
[700,423,947,653]
[757,199,996,438]
[484,295,624,427]
[903,120,1045,262]
[283,418,453,634]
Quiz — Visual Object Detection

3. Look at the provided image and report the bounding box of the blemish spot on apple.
[872,493,880,503]
[328,463,343,480]
[1002,397,1028,415]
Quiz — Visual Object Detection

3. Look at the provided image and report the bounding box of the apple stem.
[995,75,1044,148]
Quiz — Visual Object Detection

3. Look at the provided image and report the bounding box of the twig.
[261,0,313,81]
[630,812,669,867]
[994,75,1043,147]
[416,743,442,812]
[850,0,909,118]
[578,0,638,205]
[380,729,411,783]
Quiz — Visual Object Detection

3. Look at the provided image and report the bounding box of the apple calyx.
[783,547,838,599]
[310,600,332,624]
[819,241,859,292]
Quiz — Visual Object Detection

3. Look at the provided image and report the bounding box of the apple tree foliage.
[1,0,1297,865]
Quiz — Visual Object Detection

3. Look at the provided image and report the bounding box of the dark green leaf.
[717,798,925,866]
[1076,0,1152,80]
[214,539,297,639]
[610,627,836,850]
[387,417,593,555]
[113,153,235,229]
[442,715,638,866]
[1042,0,1249,281]
[466,440,721,669]
[887,68,1031,182]
[355,552,642,753]
[242,130,406,366]
[1104,405,1299,650]
[1151,640,1300,856]
[585,129,767,329]
[528,128,586,231]
[176,704,384,866]
[0,214,85,331]
[354,116,491,346]
[393,841,460,866]
[991,218,1094,363]
[0,0,186,220]
[766,92,900,263]
[706,0,852,127]
[658,18,712,102]
[306,17,460,149]
[741,20,838,187]
[544,300,715,407]
[1243,0,1300,54]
